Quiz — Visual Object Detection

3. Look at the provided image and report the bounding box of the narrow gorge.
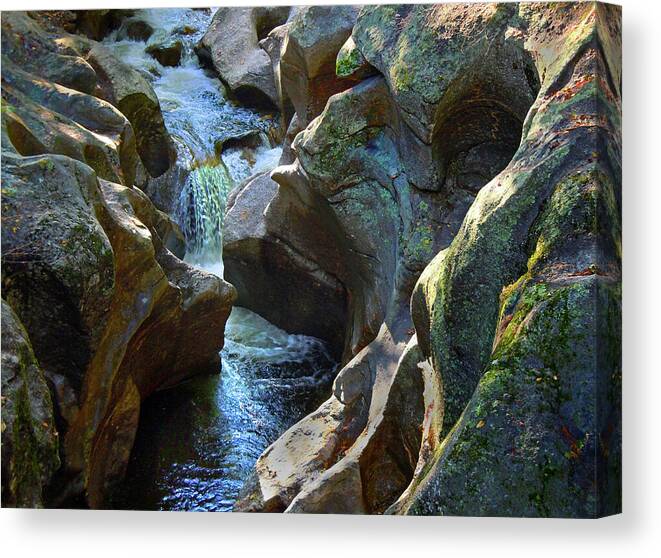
[1,3,621,517]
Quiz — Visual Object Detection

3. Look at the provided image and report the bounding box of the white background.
[1,0,658,556]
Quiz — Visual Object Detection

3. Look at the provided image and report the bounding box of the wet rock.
[1,300,60,508]
[223,171,347,356]
[196,7,290,109]
[259,18,297,128]
[86,44,176,177]
[120,19,154,42]
[145,39,183,67]
[173,25,197,37]
[74,9,133,41]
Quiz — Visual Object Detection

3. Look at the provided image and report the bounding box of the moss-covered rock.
[398,2,621,517]
[1,150,236,507]
[238,2,621,518]
[1,300,60,508]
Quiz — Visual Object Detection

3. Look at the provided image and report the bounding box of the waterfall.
[103,8,280,269]
[176,164,232,263]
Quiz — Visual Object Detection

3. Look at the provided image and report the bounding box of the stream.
[105,8,338,511]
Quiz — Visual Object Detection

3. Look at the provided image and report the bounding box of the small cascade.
[103,8,279,265]
[176,163,233,264]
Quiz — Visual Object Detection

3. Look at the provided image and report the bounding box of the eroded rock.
[280,5,360,126]
[1,300,60,508]
[235,2,621,518]
[196,7,290,109]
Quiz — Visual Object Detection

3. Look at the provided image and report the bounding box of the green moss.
[336,44,362,78]
[8,342,60,508]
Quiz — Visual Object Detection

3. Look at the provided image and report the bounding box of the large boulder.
[1,59,141,186]
[196,7,291,109]
[279,5,361,126]
[86,44,176,178]
[1,300,60,508]
[394,2,622,517]
[1,12,97,94]
[223,171,348,357]
[1,11,175,187]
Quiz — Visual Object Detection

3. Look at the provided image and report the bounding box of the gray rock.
[1,300,60,508]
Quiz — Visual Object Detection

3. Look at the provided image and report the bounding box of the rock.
[1,300,60,508]
[74,9,133,41]
[119,19,154,42]
[395,2,622,517]
[173,25,197,37]
[1,58,141,186]
[1,152,236,507]
[145,39,183,67]
[279,5,360,126]
[335,36,377,80]
[1,153,116,410]
[259,20,296,128]
[86,44,176,177]
[237,2,621,518]
[223,171,347,356]
[1,12,97,94]
[0,7,233,509]
[1,11,175,188]
[353,3,540,192]
[196,7,290,109]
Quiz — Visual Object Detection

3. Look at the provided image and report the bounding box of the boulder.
[353,3,540,192]
[395,2,622,517]
[74,9,133,41]
[196,7,290,109]
[259,18,297,128]
[145,39,183,67]
[1,12,97,94]
[1,300,60,508]
[279,5,360,126]
[1,11,176,187]
[86,44,175,178]
[236,2,621,518]
[1,59,140,186]
[224,171,348,358]
[119,19,154,42]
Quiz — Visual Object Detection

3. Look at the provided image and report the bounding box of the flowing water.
[106,8,338,511]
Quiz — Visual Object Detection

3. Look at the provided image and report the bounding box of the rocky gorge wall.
[0,3,621,517]
[222,2,621,517]
[1,10,236,507]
